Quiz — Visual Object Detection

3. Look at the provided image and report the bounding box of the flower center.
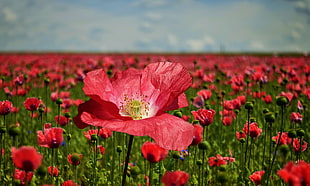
[120,94,150,120]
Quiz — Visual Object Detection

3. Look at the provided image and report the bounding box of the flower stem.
[122,135,134,186]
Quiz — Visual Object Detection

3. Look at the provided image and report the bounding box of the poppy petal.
[81,112,194,151]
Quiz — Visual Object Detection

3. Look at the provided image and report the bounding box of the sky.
[0,0,310,53]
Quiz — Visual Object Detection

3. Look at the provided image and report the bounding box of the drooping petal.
[73,99,131,129]
[81,112,194,150]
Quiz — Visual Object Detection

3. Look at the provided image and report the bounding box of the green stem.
[122,135,134,186]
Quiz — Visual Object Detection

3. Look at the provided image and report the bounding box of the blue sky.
[0,0,309,52]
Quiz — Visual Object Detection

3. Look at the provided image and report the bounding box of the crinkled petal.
[141,62,192,114]
[83,69,116,104]
[73,99,131,129]
[81,112,194,150]
[163,93,188,112]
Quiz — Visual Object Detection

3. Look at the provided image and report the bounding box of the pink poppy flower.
[74,62,194,150]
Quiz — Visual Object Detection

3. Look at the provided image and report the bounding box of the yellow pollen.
[120,94,150,120]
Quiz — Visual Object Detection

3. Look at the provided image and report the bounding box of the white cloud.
[133,0,168,8]
[2,7,17,22]
[250,41,264,50]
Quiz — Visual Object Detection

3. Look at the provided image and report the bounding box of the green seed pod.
[56,98,63,105]
[196,159,203,166]
[265,112,275,123]
[37,166,47,177]
[116,145,122,153]
[91,134,98,142]
[8,126,21,137]
[244,102,254,110]
[65,112,71,118]
[67,134,72,141]
[171,151,180,159]
[276,96,288,106]
[250,117,256,123]
[198,141,208,150]
[239,138,246,144]
[262,108,269,114]
[44,78,50,85]
[0,126,6,134]
[288,130,297,138]
[131,167,140,178]
[296,129,305,137]
[173,111,182,118]
[38,107,45,113]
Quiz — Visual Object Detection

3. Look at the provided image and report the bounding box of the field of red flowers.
[0,53,309,186]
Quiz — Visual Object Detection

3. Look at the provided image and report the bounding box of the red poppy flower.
[222,116,233,126]
[191,108,216,127]
[11,146,43,171]
[293,138,308,152]
[290,112,302,123]
[97,145,105,155]
[67,153,83,166]
[37,127,64,148]
[48,166,59,177]
[14,169,34,185]
[24,97,42,111]
[62,180,80,186]
[74,62,194,150]
[190,124,203,146]
[55,115,69,126]
[249,170,265,185]
[197,89,212,100]
[262,95,272,104]
[141,141,168,163]
[278,161,310,186]
[272,132,292,145]
[83,129,99,141]
[236,131,246,141]
[242,122,262,138]
[208,154,228,167]
[99,128,113,139]
[161,170,189,186]
[0,100,13,115]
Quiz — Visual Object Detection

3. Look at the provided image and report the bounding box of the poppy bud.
[265,112,275,123]
[116,146,122,153]
[239,138,246,143]
[244,102,253,110]
[67,134,71,141]
[44,78,50,85]
[37,166,47,177]
[38,107,45,113]
[172,151,180,159]
[234,110,239,115]
[107,69,113,76]
[296,129,305,137]
[65,112,71,118]
[276,96,288,106]
[250,117,256,123]
[0,126,6,134]
[287,130,297,138]
[262,108,269,114]
[91,134,98,142]
[218,172,228,184]
[131,167,140,178]
[198,141,209,150]
[279,145,290,157]
[196,159,203,166]
[9,126,20,137]
[56,98,63,105]
[221,91,226,96]
[173,111,182,118]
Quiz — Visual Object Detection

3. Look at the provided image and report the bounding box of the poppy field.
[0,53,309,186]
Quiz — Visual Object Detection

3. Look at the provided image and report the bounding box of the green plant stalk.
[122,135,134,186]
[244,109,251,169]
[267,105,285,185]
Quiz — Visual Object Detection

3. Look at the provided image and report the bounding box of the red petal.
[81,112,194,151]
[142,62,192,114]
[73,99,131,129]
